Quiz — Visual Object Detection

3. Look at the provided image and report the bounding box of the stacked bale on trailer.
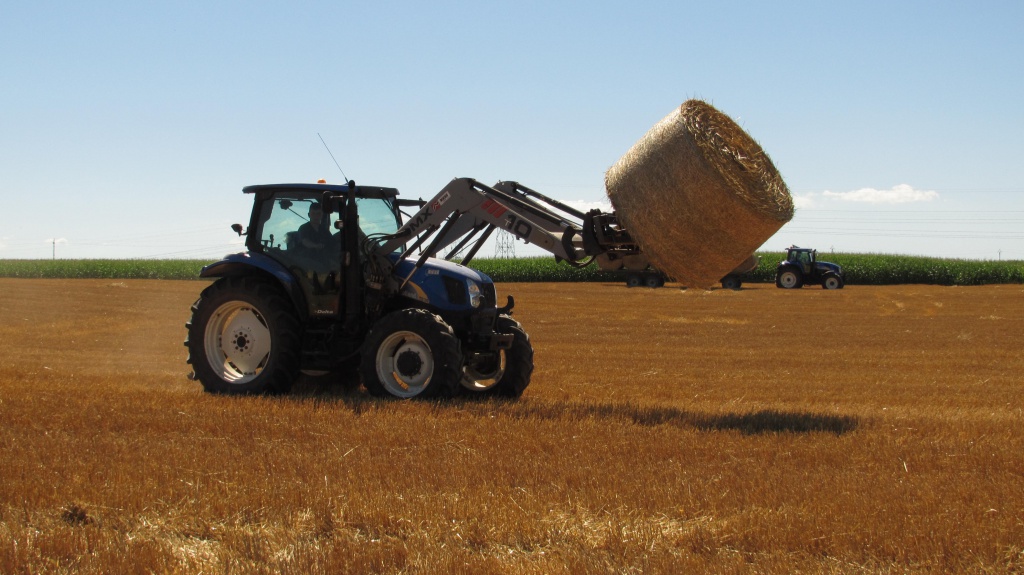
[605,100,794,288]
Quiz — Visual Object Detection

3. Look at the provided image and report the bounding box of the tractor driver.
[296,202,334,252]
[795,250,812,274]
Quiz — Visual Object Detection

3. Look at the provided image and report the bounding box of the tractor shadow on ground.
[497,400,861,436]
[287,378,859,436]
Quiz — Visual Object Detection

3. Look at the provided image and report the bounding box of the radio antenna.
[317,132,349,183]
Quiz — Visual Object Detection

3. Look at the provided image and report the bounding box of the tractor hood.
[817,261,843,275]
[391,256,495,312]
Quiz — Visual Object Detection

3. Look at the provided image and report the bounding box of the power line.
[782,227,1024,240]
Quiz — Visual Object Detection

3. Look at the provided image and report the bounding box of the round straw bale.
[605,100,793,287]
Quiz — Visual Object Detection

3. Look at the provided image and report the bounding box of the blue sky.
[2,1,1022,261]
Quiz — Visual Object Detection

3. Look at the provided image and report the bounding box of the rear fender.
[200,252,307,319]
[776,262,801,276]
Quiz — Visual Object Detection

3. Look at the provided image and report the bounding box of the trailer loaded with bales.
[185,100,795,399]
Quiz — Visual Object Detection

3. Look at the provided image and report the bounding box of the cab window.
[355,197,400,237]
[258,195,340,252]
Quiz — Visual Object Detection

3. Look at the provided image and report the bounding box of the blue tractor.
[776,246,844,289]
[185,178,644,399]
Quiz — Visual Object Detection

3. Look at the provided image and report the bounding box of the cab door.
[797,251,813,275]
[255,192,344,317]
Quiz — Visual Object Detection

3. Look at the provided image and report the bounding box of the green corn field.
[0,254,1021,285]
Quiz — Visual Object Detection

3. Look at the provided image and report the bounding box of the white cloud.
[821,184,938,204]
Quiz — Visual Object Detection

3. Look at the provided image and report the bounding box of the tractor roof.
[242,182,400,198]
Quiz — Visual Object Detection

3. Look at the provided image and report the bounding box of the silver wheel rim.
[780,272,798,288]
[825,277,840,289]
[204,301,272,384]
[375,331,434,398]
[462,351,507,391]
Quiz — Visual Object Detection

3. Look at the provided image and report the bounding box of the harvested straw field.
[1,278,1022,573]
[606,100,794,288]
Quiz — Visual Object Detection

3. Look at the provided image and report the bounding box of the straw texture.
[605,100,793,287]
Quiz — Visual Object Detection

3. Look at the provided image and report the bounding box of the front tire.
[185,276,301,394]
[822,273,844,290]
[461,315,534,398]
[360,308,462,399]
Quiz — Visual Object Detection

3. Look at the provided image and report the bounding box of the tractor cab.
[787,247,816,275]
[238,182,404,319]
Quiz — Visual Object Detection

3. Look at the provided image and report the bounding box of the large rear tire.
[776,269,803,289]
[185,276,301,394]
[360,308,462,399]
[460,315,534,398]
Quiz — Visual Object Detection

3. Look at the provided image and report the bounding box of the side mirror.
[231,223,245,236]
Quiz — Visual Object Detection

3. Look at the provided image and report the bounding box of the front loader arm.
[374,178,583,264]
[364,177,654,302]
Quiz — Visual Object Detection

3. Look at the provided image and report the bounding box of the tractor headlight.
[467,281,483,308]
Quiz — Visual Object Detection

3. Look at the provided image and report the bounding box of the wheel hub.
[395,349,424,377]
[461,350,507,391]
[204,302,272,383]
[376,330,435,396]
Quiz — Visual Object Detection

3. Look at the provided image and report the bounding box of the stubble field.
[0,278,1022,574]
